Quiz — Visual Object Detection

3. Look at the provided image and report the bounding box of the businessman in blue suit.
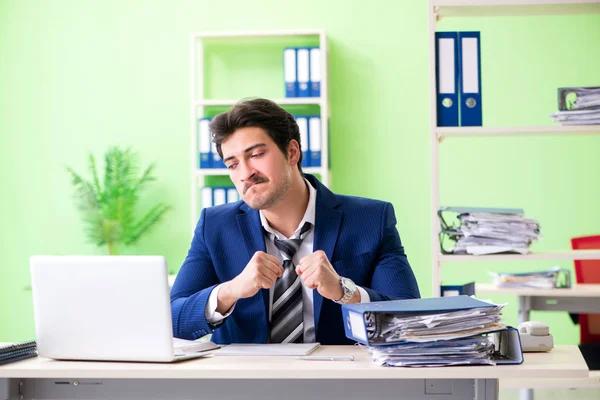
[171,99,420,345]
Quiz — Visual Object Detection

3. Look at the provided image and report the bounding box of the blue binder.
[435,32,459,127]
[211,142,226,169]
[226,187,239,203]
[283,47,298,98]
[309,47,321,97]
[308,116,321,167]
[198,118,212,169]
[296,47,310,97]
[341,296,523,364]
[295,116,310,168]
[458,31,482,126]
[212,187,226,206]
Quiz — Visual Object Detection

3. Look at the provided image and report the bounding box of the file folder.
[213,187,226,206]
[201,187,213,209]
[309,47,321,97]
[458,31,482,126]
[226,187,239,203]
[308,116,321,167]
[441,282,475,297]
[296,48,310,97]
[342,296,497,345]
[342,296,523,364]
[295,116,310,168]
[435,32,459,127]
[198,118,212,169]
[283,47,297,98]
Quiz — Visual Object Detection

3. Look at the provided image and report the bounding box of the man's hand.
[296,250,344,301]
[217,251,282,314]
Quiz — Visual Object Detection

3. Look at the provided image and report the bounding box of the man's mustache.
[243,176,268,194]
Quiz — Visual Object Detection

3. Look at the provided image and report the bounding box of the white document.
[215,342,320,356]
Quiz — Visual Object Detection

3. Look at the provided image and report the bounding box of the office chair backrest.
[571,235,600,344]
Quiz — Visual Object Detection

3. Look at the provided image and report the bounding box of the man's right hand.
[216,251,282,314]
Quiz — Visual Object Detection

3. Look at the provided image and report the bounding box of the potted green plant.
[66,147,171,255]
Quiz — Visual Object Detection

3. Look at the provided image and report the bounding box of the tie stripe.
[267,221,312,344]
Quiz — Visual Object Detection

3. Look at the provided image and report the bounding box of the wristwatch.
[334,277,357,304]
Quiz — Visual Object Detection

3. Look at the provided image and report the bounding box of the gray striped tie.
[268,221,312,344]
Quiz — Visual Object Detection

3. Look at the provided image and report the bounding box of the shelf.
[195,167,326,177]
[433,0,600,18]
[436,125,600,139]
[195,98,323,107]
[192,29,325,39]
[438,249,600,262]
[476,283,600,297]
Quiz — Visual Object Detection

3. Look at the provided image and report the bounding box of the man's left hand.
[296,250,343,301]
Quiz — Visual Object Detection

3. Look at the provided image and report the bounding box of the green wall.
[1,0,598,344]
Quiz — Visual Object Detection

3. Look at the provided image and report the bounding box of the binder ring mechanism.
[465,97,477,109]
[442,97,453,108]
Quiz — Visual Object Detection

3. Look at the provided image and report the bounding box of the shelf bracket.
[434,6,442,23]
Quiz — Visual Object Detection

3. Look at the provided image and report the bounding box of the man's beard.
[244,171,292,210]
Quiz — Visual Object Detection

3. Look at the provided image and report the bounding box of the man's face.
[221,127,296,210]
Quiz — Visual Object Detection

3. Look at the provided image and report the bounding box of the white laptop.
[30,255,216,362]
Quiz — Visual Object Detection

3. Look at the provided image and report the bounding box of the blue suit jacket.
[171,175,420,345]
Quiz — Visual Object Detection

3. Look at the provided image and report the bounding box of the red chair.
[571,235,600,344]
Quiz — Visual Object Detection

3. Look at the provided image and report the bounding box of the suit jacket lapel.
[236,204,270,337]
[307,175,342,335]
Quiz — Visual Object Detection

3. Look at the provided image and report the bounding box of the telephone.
[517,321,554,352]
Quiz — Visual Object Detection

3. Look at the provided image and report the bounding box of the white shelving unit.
[428,0,600,297]
[190,30,330,232]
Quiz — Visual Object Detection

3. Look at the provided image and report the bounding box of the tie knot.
[271,221,312,261]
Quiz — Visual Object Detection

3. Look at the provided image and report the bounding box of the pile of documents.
[490,266,571,290]
[363,298,507,367]
[550,87,600,125]
[438,207,540,255]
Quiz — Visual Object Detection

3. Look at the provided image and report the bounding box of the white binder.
[201,187,213,209]
[296,48,310,97]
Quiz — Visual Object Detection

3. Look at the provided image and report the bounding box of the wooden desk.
[0,345,589,400]
[476,283,600,324]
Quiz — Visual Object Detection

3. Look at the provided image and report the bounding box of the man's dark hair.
[209,98,303,172]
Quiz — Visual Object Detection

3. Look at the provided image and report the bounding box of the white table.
[476,283,600,325]
[0,345,589,400]
[477,283,600,400]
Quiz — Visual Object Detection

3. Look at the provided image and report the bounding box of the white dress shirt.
[205,179,370,342]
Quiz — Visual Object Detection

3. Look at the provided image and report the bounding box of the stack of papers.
[490,266,572,289]
[551,87,600,125]
[365,303,506,367]
[369,337,495,367]
[439,207,541,255]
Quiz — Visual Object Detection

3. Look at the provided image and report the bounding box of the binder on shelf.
[435,32,459,127]
[201,187,213,209]
[211,142,226,169]
[283,47,298,98]
[458,31,482,127]
[198,118,212,169]
[295,116,310,168]
[213,187,227,206]
[309,47,321,97]
[296,48,310,97]
[227,187,239,203]
[308,116,321,167]
[441,281,475,297]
